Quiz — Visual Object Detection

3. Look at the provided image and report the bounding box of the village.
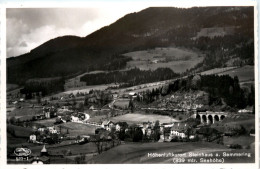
[6,82,255,164]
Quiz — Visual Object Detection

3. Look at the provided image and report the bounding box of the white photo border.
[0,1,259,169]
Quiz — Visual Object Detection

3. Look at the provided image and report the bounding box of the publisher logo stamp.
[14,148,31,157]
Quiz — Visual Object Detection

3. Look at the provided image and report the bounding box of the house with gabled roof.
[170,123,190,138]
[101,120,115,131]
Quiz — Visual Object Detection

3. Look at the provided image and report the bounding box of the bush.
[170,136,179,142]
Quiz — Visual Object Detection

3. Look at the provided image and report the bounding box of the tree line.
[20,78,65,98]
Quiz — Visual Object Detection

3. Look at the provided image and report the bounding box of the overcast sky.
[6,7,147,57]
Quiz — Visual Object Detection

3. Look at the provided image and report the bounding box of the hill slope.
[7,6,254,85]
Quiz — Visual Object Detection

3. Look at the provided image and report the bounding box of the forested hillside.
[7,7,254,86]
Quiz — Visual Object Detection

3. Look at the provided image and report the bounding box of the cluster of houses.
[31,106,58,121]
[69,113,90,123]
[99,120,196,141]
[98,116,252,142]
[29,126,60,144]
[157,92,206,111]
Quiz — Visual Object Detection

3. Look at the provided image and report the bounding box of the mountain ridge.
[7,6,254,85]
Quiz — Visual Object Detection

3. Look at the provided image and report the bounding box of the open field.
[7,107,42,117]
[7,133,29,146]
[218,65,254,82]
[7,124,34,138]
[7,107,43,122]
[112,79,174,95]
[57,122,96,136]
[33,118,57,127]
[63,84,112,94]
[7,133,39,152]
[110,113,179,124]
[48,142,97,155]
[113,99,130,109]
[87,142,254,163]
[123,47,204,73]
[200,66,237,75]
[88,115,107,123]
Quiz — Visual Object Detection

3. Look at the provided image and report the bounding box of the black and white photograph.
[3,1,258,167]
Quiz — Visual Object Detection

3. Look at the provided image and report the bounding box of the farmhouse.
[70,116,81,123]
[146,128,152,137]
[129,92,137,98]
[43,107,57,118]
[151,59,159,64]
[29,134,37,143]
[170,123,189,138]
[89,105,96,110]
[102,120,115,131]
[115,124,120,131]
[47,126,58,134]
[140,122,154,136]
[112,93,118,99]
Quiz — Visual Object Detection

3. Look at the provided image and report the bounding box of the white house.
[29,134,37,143]
[45,111,50,119]
[147,128,152,136]
[116,124,121,131]
[71,116,80,123]
[47,126,58,134]
[38,128,45,132]
[170,123,189,139]
[129,92,137,99]
[152,59,159,64]
[102,120,115,131]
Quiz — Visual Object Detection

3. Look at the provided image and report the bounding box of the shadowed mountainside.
[7,7,254,85]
